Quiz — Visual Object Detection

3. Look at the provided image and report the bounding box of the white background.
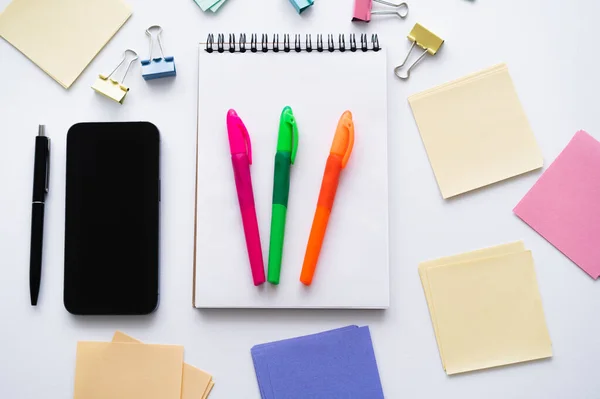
[0,0,599,398]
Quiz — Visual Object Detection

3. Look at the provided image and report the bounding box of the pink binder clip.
[353,0,409,22]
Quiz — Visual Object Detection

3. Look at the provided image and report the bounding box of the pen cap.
[330,111,354,168]
[277,106,299,164]
[227,109,252,162]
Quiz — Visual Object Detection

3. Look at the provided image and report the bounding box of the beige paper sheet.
[73,342,184,399]
[113,331,214,399]
[419,241,526,368]
[0,0,131,88]
[424,250,552,375]
[408,64,543,199]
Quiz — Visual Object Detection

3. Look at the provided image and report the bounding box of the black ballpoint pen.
[30,125,50,306]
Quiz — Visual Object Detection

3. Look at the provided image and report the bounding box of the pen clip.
[45,138,51,193]
[290,117,299,164]
[238,117,252,164]
[341,118,354,168]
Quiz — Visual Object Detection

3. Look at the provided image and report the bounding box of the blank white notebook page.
[195,45,389,308]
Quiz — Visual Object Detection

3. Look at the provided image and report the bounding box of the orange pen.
[300,111,354,286]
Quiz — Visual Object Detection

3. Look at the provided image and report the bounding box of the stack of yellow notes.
[409,64,543,199]
[419,241,553,375]
[73,331,214,399]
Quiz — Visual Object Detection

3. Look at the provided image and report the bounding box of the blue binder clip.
[141,25,176,80]
[288,0,314,14]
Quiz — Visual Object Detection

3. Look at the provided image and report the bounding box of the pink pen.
[226,109,266,286]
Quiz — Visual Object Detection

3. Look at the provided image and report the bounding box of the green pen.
[267,106,299,284]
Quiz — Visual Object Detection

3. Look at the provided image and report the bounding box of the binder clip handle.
[146,25,166,61]
[106,49,138,84]
[394,42,428,80]
[371,0,409,19]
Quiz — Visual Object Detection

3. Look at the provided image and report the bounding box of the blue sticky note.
[209,0,227,11]
[193,0,221,11]
[251,326,384,399]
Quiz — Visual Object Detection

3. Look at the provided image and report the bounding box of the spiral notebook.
[194,33,389,309]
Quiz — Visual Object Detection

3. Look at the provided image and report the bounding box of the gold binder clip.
[92,49,138,104]
[394,23,444,80]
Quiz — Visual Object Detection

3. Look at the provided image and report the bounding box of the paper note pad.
[419,243,552,375]
[251,326,384,399]
[0,0,131,88]
[112,331,214,399]
[409,64,543,198]
[514,131,600,279]
[73,342,184,399]
[195,42,389,309]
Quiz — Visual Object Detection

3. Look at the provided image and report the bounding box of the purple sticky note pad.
[514,131,600,279]
[251,326,384,399]
[252,326,358,399]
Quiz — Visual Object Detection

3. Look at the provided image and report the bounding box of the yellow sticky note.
[74,342,184,399]
[113,331,214,399]
[424,250,552,375]
[419,241,526,368]
[0,0,131,88]
[408,64,543,199]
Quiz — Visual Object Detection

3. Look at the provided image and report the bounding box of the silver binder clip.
[141,25,176,80]
[92,49,138,104]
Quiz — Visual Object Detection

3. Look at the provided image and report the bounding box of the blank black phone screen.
[64,122,160,315]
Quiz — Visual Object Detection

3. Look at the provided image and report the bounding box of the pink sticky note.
[514,131,600,279]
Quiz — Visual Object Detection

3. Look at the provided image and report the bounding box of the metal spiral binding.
[206,34,214,53]
[229,34,235,53]
[217,33,224,53]
[371,34,380,51]
[284,34,290,52]
[327,34,335,52]
[205,33,380,53]
[262,34,268,53]
[240,33,246,53]
[251,33,257,52]
[295,34,302,52]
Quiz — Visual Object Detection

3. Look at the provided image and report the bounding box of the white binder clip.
[92,49,138,104]
[141,25,176,80]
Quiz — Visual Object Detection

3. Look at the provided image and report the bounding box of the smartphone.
[64,122,160,315]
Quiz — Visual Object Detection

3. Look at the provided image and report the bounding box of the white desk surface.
[1,0,599,398]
